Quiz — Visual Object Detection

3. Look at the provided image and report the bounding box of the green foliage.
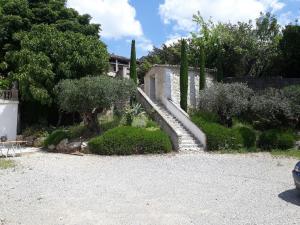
[180,39,188,111]
[198,83,254,126]
[55,76,136,133]
[199,47,206,90]
[124,103,145,126]
[249,88,293,129]
[0,0,105,126]
[238,127,257,148]
[0,0,101,77]
[146,119,159,128]
[22,125,51,138]
[43,129,70,147]
[130,40,137,84]
[258,130,295,150]
[192,12,281,77]
[279,25,300,77]
[0,77,10,89]
[7,25,109,105]
[191,114,243,150]
[68,124,89,139]
[88,127,172,155]
[283,85,300,126]
[101,116,121,133]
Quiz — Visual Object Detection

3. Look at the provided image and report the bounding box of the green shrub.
[258,130,295,150]
[277,133,295,150]
[146,119,158,128]
[88,126,172,155]
[191,115,243,150]
[250,88,293,129]
[198,83,254,126]
[237,126,256,148]
[101,116,121,132]
[69,125,89,139]
[44,130,70,147]
[22,125,50,138]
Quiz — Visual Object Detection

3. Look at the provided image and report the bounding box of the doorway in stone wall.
[150,76,156,101]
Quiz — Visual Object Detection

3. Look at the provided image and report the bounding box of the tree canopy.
[55,76,136,133]
[138,12,300,80]
[0,0,109,126]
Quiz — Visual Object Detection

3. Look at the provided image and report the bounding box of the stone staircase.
[153,102,204,152]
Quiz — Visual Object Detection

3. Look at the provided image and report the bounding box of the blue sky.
[68,0,300,58]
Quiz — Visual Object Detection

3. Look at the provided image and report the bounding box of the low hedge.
[237,126,257,148]
[192,115,243,150]
[88,126,172,155]
[43,130,70,147]
[258,130,295,150]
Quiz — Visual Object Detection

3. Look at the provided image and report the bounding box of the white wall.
[144,65,215,108]
[0,100,18,140]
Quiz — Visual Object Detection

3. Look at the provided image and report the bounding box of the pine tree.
[180,39,188,111]
[130,40,137,84]
[199,46,206,90]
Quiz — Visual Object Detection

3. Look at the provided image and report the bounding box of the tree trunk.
[82,111,101,134]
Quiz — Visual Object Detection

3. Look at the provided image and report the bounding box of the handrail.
[136,87,182,150]
[161,98,207,150]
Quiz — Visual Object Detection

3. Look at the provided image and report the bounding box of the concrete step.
[154,103,203,152]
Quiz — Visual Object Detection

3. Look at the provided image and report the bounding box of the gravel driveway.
[0,151,299,225]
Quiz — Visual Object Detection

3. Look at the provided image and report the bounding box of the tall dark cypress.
[130,40,137,84]
[199,46,206,90]
[180,39,188,111]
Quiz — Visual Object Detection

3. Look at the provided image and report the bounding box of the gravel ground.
[0,151,299,225]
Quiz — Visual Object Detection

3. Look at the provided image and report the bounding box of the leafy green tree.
[192,12,281,77]
[180,39,188,111]
[199,46,206,90]
[55,76,136,133]
[130,40,137,84]
[6,25,109,105]
[279,25,300,77]
[0,0,100,77]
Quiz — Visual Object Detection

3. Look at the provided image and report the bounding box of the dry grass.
[0,159,15,170]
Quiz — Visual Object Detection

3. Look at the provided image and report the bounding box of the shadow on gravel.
[278,189,300,206]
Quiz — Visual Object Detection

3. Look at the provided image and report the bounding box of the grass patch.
[271,149,300,159]
[0,159,15,170]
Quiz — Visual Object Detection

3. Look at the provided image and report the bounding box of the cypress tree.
[130,40,137,84]
[180,39,188,111]
[199,46,206,90]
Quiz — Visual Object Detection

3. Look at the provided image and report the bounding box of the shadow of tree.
[278,189,300,206]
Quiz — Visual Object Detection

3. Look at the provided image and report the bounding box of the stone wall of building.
[144,65,216,109]
[223,77,300,90]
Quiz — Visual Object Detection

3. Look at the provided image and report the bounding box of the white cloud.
[136,37,154,52]
[159,0,285,31]
[67,0,143,39]
[164,33,190,47]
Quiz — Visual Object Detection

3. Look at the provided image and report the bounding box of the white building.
[0,89,19,141]
[144,65,216,109]
[108,54,130,79]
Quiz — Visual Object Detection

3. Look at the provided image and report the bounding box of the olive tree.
[55,76,136,133]
[198,83,254,126]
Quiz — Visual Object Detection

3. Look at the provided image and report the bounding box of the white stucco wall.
[0,100,18,140]
[144,65,215,109]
